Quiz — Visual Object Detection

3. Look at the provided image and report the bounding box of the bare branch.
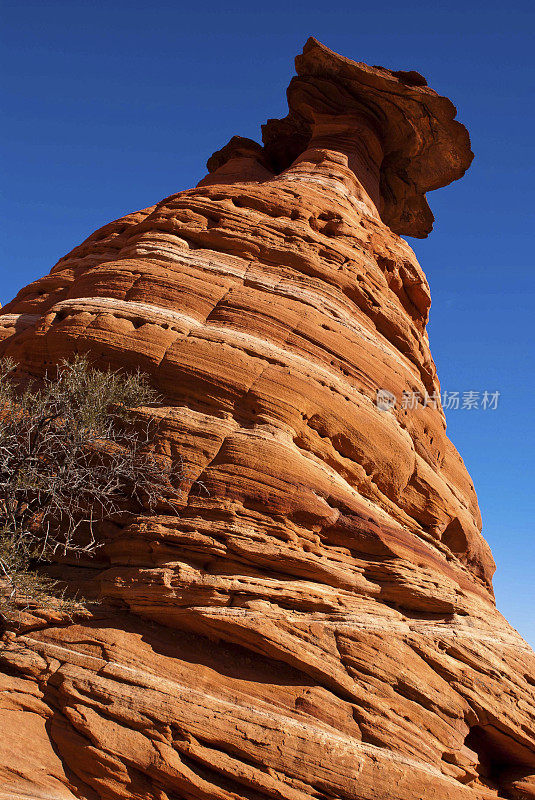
[0,356,183,621]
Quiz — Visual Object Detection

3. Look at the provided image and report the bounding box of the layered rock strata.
[0,37,534,800]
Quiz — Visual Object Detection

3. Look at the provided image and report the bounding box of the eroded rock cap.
[206,37,474,238]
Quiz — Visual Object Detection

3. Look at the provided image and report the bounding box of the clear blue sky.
[2,1,533,645]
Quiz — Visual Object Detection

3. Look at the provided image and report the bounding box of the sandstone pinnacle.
[0,39,533,800]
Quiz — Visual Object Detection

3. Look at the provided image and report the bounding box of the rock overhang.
[205,37,474,238]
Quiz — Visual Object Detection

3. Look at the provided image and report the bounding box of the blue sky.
[2,1,534,645]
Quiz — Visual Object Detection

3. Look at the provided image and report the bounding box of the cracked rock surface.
[1,38,534,800]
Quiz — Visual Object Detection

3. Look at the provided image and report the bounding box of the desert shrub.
[0,355,181,619]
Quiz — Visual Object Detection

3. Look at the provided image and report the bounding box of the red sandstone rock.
[0,38,533,800]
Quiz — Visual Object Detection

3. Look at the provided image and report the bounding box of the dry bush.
[0,355,181,620]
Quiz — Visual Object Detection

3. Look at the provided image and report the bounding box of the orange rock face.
[1,38,534,800]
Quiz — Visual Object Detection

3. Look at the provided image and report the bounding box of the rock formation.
[1,37,534,800]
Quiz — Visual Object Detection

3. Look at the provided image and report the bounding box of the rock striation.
[1,37,534,800]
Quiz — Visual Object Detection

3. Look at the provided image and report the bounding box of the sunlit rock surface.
[1,37,534,800]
